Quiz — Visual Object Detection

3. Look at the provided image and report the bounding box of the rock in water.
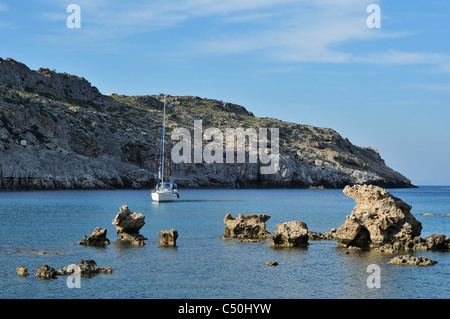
[388,255,438,266]
[35,265,57,279]
[159,229,178,247]
[78,227,110,246]
[100,267,114,274]
[58,260,113,275]
[112,205,147,246]
[308,229,337,240]
[265,261,279,266]
[76,260,100,274]
[223,213,270,240]
[335,185,422,248]
[16,265,29,276]
[269,221,309,247]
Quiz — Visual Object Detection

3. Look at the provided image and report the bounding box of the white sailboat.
[151,96,179,202]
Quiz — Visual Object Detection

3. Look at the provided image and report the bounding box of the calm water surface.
[0,187,448,299]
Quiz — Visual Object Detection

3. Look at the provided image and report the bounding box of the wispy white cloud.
[42,0,297,31]
[189,0,384,64]
[38,0,450,73]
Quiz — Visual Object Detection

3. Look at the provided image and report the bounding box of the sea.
[0,186,448,300]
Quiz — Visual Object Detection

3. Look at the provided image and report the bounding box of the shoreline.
[0,185,437,192]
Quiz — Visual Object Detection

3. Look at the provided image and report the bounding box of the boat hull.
[151,191,178,202]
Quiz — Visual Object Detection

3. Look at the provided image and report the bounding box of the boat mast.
[159,96,166,187]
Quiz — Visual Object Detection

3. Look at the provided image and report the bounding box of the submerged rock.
[112,205,147,246]
[269,221,309,247]
[388,255,438,266]
[265,261,279,266]
[78,227,110,246]
[35,264,57,279]
[159,229,178,247]
[100,266,114,274]
[335,185,422,249]
[222,213,270,240]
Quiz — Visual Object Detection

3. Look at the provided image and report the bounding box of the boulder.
[78,227,110,246]
[335,185,422,248]
[388,255,438,266]
[112,205,147,246]
[269,221,309,247]
[159,229,178,247]
[222,213,270,240]
[35,264,57,279]
[16,265,29,276]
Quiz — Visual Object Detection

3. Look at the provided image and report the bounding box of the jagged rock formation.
[112,205,147,246]
[269,221,309,247]
[222,213,270,240]
[335,185,422,248]
[306,185,449,252]
[78,227,110,246]
[0,58,414,189]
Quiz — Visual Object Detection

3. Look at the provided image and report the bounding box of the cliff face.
[0,58,414,189]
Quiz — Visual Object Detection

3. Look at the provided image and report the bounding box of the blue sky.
[0,0,449,185]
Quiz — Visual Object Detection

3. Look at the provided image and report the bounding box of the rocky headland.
[0,57,414,190]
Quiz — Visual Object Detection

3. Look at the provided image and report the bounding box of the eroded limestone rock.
[16,265,29,276]
[222,213,270,240]
[388,255,438,266]
[159,229,178,247]
[58,260,113,275]
[335,185,422,248]
[112,205,147,246]
[78,227,110,246]
[35,264,57,279]
[269,221,309,247]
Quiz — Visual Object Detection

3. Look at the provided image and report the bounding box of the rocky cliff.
[0,58,414,189]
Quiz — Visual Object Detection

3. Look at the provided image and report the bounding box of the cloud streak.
[38,0,450,72]
[355,50,450,73]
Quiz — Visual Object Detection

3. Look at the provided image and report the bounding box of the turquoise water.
[0,187,448,299]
